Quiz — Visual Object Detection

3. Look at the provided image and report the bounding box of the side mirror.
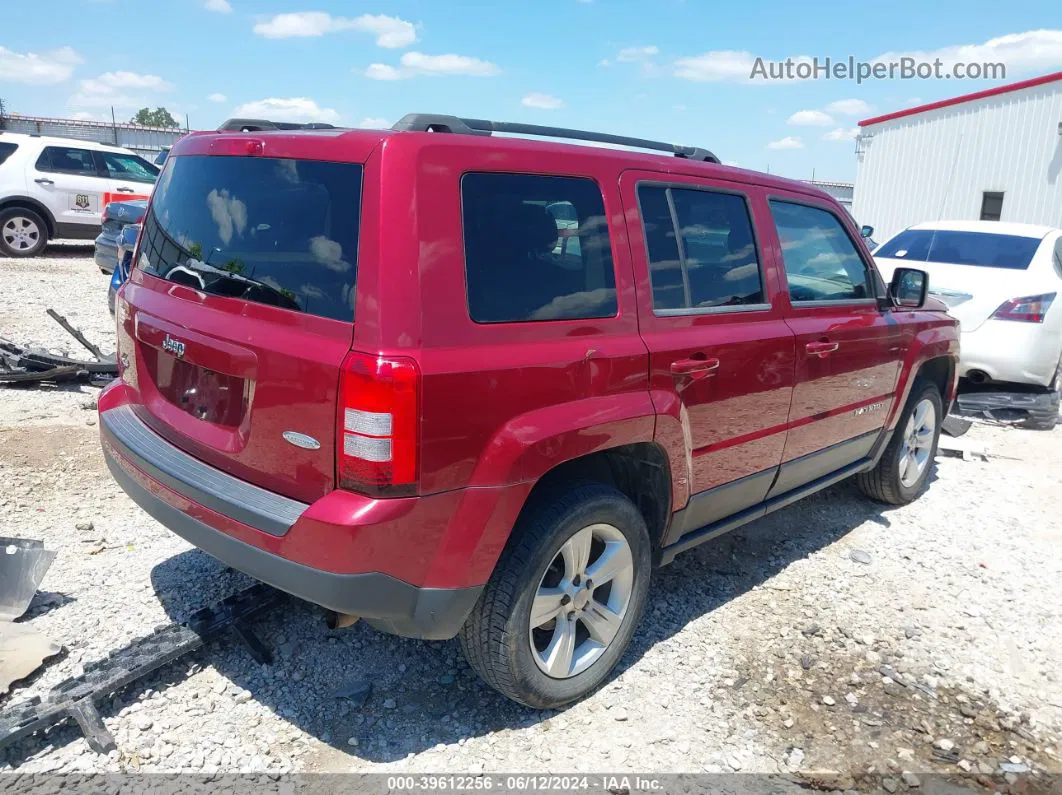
[889,267,928,308]
[860,224,874,239]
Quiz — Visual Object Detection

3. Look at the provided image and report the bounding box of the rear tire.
[0,208,49,257]
[459,483,651,708]
[857,380,943,505]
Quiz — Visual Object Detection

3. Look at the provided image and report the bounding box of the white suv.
[0,132,159,257]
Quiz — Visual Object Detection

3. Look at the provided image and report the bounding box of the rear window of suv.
[461,172,617,323]
[876,229,1042,270]
[138,155,362,322]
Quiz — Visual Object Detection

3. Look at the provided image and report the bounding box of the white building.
[852,71,1062,242]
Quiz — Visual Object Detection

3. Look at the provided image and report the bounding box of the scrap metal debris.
[0,624,62,697]
[0,584,284,756]
[0,538,57,623]
[0,310,117,386]
[0,537,60,698]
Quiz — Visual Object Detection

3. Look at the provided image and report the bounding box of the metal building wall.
[1,114,187,156]
[852,79,1062,242]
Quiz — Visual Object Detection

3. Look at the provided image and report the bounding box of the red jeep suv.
[99,114,959,708]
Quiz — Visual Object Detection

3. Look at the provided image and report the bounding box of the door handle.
[34,178,54,185]
[116,187,136,193]
[806,341,840,357]
[670,356,720,380]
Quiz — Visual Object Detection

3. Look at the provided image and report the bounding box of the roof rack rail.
[217,118,340,132]
[391,113,720,164]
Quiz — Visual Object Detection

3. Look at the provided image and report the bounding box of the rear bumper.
[94,237,117,273]
[99,401,493,640]
[960,319,1062,387]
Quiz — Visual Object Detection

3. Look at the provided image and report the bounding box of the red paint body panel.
[103,125,960,605]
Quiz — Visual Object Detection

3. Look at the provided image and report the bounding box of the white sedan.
[874,220,1062,428]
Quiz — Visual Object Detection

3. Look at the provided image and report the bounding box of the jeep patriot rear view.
[99,114,959,707]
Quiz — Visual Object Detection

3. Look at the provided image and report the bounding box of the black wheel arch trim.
[0,196,57,236]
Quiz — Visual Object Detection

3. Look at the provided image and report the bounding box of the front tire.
[857,380,943,505]
[0,208,49,257]
[460,483,651,708]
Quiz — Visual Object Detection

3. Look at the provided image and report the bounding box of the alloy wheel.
[529,523,635,679]
[899,397,936,487]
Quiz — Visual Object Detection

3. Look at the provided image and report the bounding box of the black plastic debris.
[0,309,117,386]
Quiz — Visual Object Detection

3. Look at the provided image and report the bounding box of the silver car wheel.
[2,216,41,252]
[529,522,634,679]
[899,397,936,487]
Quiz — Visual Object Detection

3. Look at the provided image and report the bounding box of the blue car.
[95,199,148,274]
[107,223,139,316]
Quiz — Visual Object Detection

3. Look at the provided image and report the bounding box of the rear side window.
[0,142,17,167]
[98,151,159,183]
[138,155,362,322]
[36,146,99,177]
[770,200,870,303]
[461,172,617,323]
[638,185,763,311]
[875,228,1042,270]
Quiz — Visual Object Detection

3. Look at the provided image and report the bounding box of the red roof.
[858,70,1062,127]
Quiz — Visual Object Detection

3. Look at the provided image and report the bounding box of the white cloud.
[204,0,232,13]
[767,136,804,150]
[825,98,872,116]
[364,51,501,80]
[253,11,416,48]
[723,160,741,167]
[616,45,658,62]
[70,70,174,108]
[208,92,227,103]
[521,92,564,110]
[69,111,101,121]
[873,29,1062,77]
[0,45,82,85]
[787,109,834,126]
[232,97,340,123]
[358,117,390,129]
[674,50,760,82]
[823,127,860,142]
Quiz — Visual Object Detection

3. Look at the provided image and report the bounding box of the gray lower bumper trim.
[101,405,307,536]
[104,449,482,640]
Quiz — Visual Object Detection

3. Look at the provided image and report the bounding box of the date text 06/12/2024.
[386,775,664,792]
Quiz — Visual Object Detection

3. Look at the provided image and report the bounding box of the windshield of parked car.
[876,229,1042,270]
[137,154,362,322]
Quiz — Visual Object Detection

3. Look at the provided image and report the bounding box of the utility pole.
[111,106,119,145]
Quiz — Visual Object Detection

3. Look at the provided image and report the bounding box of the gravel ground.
[1,249,1061,789]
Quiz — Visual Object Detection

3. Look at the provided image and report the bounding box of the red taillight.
[991,293,1056,323]
[336,352,419,496]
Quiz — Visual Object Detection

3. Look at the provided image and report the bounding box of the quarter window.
[638,185,764,312]
[36,146,99,178]
[0,142,18,167]
[769,200,870,303]
[461,173,617,323]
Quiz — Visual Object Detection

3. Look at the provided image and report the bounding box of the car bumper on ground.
[960,319,1062,387]
[97,394,508,640]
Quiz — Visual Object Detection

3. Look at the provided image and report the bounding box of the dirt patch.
[733,637,1061,792]
[0,424,102,474]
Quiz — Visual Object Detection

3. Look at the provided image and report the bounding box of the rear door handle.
[34,177,54,185]
[116,187,136,193]
[670,357,720,380]
[806,341,840,357]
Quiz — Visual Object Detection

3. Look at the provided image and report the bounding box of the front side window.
[462,173,617,323]
[98,151,159,183]
[770,200,869,303]
[638,185,764,311]
[138,154,362,322]
[36,146,99,177]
